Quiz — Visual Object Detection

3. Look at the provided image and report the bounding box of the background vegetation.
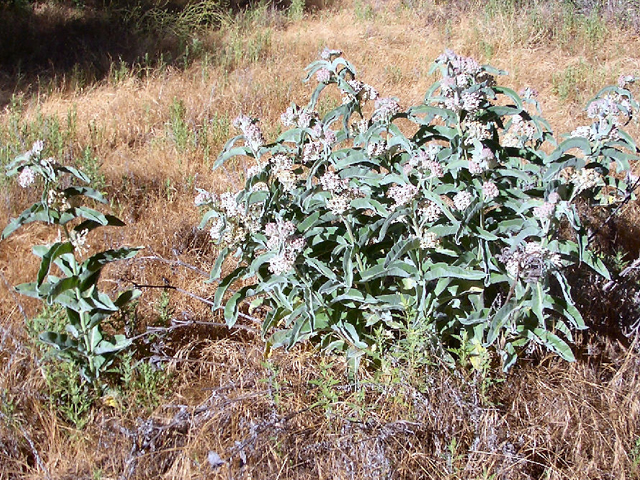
[1,0,640,478]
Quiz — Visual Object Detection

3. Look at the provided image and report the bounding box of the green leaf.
[213,266,246,309]
[422,264,486,282]
[72,206,109,225]
[62,186,107,203]
[534,328,575,361]
[37,242,74,287]
[83,247,142,273]
[75,215,126,233]
[114,289,142,308]
[384,237,420,267]
[2,204,51,239]
[298,211,321,232]
[209,246,231,283]
[14,282,41,299]
[223,285,255,328]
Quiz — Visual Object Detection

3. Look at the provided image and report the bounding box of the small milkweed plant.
[2,142,141,387]
[197,48,639,372]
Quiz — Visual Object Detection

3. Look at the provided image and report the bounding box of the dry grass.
[2,0,640,478]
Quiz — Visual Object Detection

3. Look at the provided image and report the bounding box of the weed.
[354,1,375,21]
[155,290,173,327]
[288,0,306,22]
[115,353,170,412]
[308,361,340,415]
[168,97,193,152]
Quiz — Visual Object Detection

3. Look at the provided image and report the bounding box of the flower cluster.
[320,171,363,215]
[533,192,560,220]
[281,104,320,129]
[463,119,493,145]
[367,139,388,158]
[200,190,264,245]
[406,146,444,178]
[503,114,537,147]
[341,79,378,105]
[316,68,331,83]
[436,50,490,114]
[320,47,342,60]
[418,201,442,222]
[498,242,561,284]
[270,154,297,191]
[570,168,604,193]
[264,219,305,275]
[419,231,440,249]
[482,181,499,200]
[372,97,400,122]
[18,166,35,188]
[453,191,473,211]
[233,114,265,151]
[47,190,70,211]
[70,228,90,255]
[387,184,418,210]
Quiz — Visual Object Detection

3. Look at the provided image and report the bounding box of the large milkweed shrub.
[198,49,639,371]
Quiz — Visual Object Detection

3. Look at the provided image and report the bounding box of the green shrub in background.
[199,49,639,373]
[3,142,141,387]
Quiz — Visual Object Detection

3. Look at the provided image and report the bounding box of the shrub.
[2,142,141,387]
[198,49,639,372]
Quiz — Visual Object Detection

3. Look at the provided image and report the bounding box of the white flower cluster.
[233,114,265,151]
[453,191,473,211]
[583,93,635,141]
[372,97,400,122]
[194,189,214,206]
[406,146,444,178]
[505,115,537,146]
[246,161,266,178]
[436,51,487,113]
[532,193,559,220]
[70,228,90,255]
[482,181,499,200]
[571,168,603,192]
[463,119,493,145]
[18,166,35,188]
[498,242,561,284]
[25,140,44,160]
[419,231,440,249]
[46,190,70,211]
[367,139,387,158]
[418,201,442,222]
[316,68,331,83]
[303,141,323,164]
[444,90,484,113]
[469,147,496,174]
[320,171,363,215]
[587,97,622,123]
[264,219,305,275]
[618,74,636,89]
[203,189,264,244]
[342,80,378,105]
[387,184,418,209]
[320,48,342,60]
[570,125,594,141]
[270,154,297,191]
[281,104,321,130]
[438,50,482,77]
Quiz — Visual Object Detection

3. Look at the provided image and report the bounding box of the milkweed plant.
[3,142,141,386]
[199,49,638,372]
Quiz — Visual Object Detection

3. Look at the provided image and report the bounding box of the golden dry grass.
[2,1,640,478]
